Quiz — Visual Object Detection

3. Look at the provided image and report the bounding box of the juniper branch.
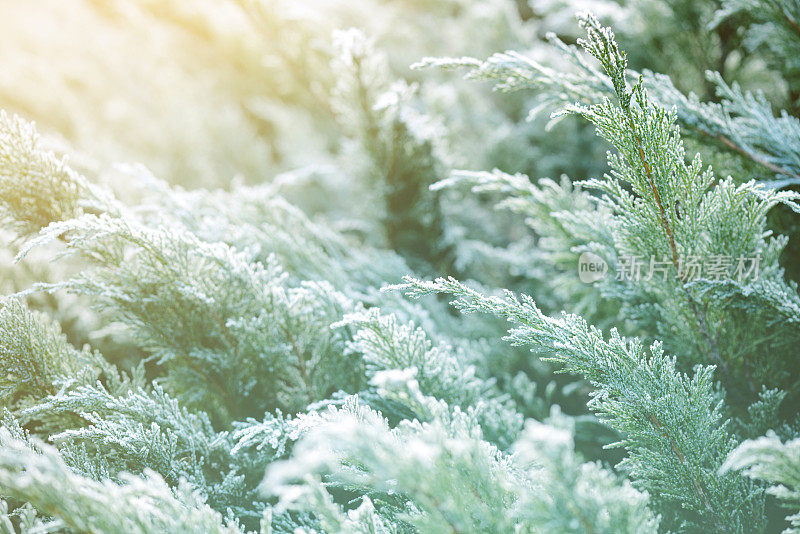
[394,275,764,532]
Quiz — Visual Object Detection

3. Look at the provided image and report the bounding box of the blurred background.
[3,0,792,190]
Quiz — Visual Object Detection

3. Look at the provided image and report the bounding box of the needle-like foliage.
[1,2,800,533]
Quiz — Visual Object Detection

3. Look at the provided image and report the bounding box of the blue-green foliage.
[0,2,799,533]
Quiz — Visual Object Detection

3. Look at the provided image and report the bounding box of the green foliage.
[334,308,523,447]
[396,274,764,532]
[0,298,90,412]
[0,297,138,434]
[0,113,112,235]
[712,0,800,100]
[1,1,800,533]
[722,432,800,533]
[395,10,800,532]
[429,12,800,414]
[0,427,242,534]
[16,211,363,422]
[650,71,800,186]
[331,29,451,272]
[264,396,658,534]
[420,12,800,185]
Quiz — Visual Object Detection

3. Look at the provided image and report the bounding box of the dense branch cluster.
[1,1,800,533]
